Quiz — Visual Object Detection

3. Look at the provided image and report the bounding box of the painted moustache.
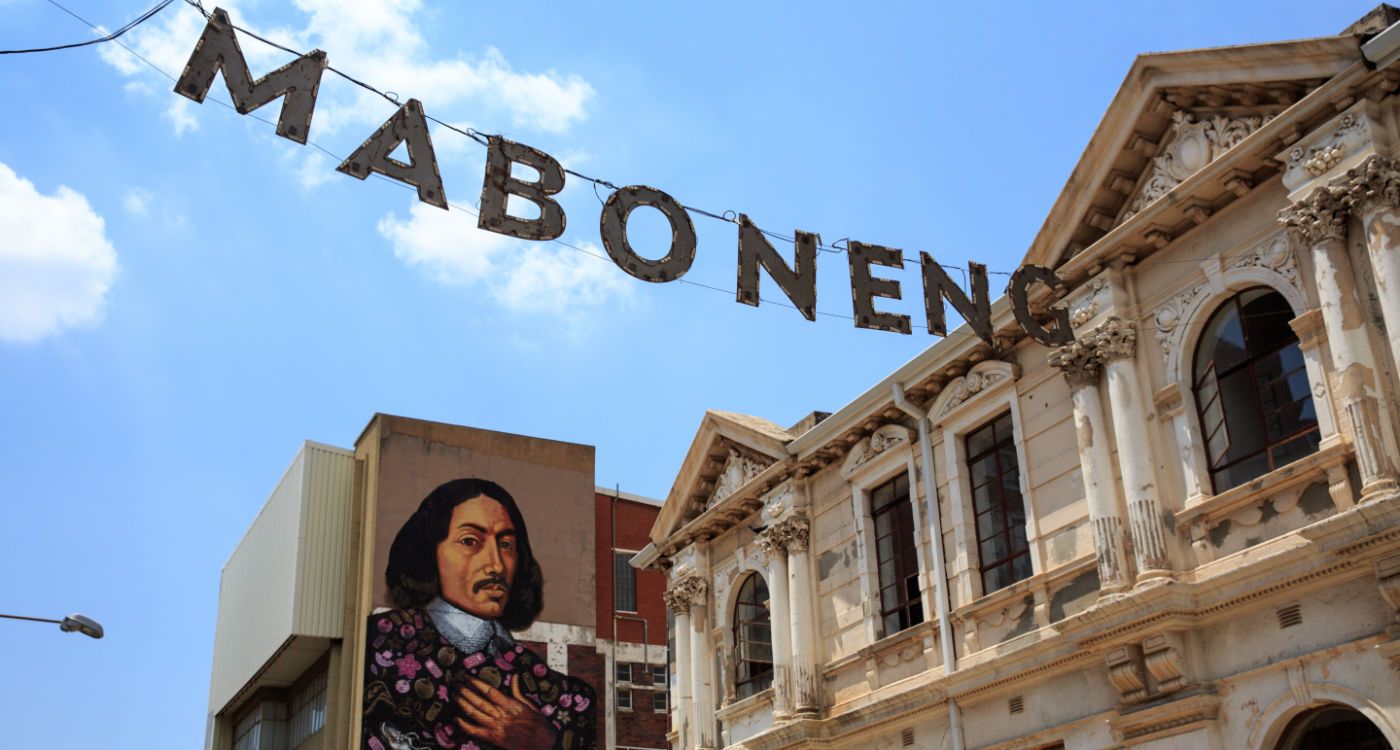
[473,575,508,593]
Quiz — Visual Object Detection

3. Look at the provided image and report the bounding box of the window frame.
[613,549,639,613]
[731,572,774,700]
[932,361,1038,605]
[844,430,929,643]
[868,471,925,636]
[1190,287,1320,494]
[964,412,1033,594]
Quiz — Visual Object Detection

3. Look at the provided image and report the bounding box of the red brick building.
[595,488,671,750]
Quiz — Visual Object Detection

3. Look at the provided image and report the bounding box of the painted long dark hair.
[384,477,545,631]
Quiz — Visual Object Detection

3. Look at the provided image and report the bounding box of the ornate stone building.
[636,7,1400,749]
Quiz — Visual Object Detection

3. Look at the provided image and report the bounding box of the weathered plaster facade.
[640,7,1400,749]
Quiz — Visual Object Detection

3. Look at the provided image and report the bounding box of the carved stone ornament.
[1229,233,1300,287]
[1153,283,1207,355]
[1142,633,1189,695]
[1122,111,1274,223]
[710,447,771,507]
[663,575,708,614]
[1279,186,1349,247]
[1048,339,1102,389]
[840,424,912,477]
[759,512,810,556]
[1090,316,1137,362]
[1289,113,1363,178]
[929,360,1019,422]
[1335,154,1400,215]
[1070,278,1107,328]
[1105,645,1149,704]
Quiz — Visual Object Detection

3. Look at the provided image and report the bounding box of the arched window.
[1277,705,1391,749]
[1193,287,1319,493]
[732,573,772,700]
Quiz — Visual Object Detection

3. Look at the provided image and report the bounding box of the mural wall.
[357,416,597,750]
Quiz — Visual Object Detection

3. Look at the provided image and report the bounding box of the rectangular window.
[288,668,327,747]
[966,412,1032,594]
[614,551,637,612]
[652,689,668,713]
[870,471,923,635]
[652,664,667,687]
[616,686,633,711]
[616,662,632,684]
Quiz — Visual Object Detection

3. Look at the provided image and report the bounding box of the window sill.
[856,619,936,663]
[1176,439,1349,531]
[717,687,774,722]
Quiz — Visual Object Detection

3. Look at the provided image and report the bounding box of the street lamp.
[0,612,104,639]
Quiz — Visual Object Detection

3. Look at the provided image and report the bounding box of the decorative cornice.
[928,360,1019,423]
[839,424,911,478]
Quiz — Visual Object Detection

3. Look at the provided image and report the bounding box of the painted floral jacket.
[363,608,596,750]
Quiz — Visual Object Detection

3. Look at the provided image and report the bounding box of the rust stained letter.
[736,215,818,321]
[848,241,911,334]
[922,256,992,343]
[600,186,697,282]
[336,100,448,209]
[174,7,327,144]
[1009,264,1073,346]
[478,137,567,241]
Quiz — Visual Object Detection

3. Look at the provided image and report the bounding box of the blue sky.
[0,0,1378,746]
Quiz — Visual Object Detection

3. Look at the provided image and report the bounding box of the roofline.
[596,486,663,506]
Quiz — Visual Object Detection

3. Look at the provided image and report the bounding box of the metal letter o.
[599,185,697,283]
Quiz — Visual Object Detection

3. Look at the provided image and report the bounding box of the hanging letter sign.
[176,7,1076,350]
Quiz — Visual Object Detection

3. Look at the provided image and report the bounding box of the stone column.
[1049,340,1132,594]
[1093,317,1173,581]
[690,598,715,749]
[1347,156,1400,378]
[778,513,820,714]
[756,528,793,719]
[664,577,704,749]
[663,584,691,750]
[1282,190,1400,502]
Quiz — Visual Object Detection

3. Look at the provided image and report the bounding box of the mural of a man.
[363,478,596,750]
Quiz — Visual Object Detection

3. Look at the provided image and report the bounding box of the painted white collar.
[425,597,514,656]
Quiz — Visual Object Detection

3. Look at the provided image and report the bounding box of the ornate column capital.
[1090,316,1137,362]
[664,575,708,614]
[1279,185,1349,246]
[1048,339,1102,389]
[760,512,810,556]
[1338,154,1400,215]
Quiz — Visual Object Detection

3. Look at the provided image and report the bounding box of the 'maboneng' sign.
[177,7,1074,349]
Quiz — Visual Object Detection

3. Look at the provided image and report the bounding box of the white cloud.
[0,163,118,343]
[101,1,593,138]
[377,202,634,325]
[123,187,153,216]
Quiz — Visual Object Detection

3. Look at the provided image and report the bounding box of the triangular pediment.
[1018,31,1368,272]
[650,410,793,546]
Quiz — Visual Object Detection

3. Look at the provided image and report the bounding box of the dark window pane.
[1195,304,1246,381]
[972,482,995,513]
[967,424,996,458]
[614,552,637,612]
[1012,554,1033,581]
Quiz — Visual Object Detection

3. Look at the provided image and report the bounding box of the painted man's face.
[436,495,518,619]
